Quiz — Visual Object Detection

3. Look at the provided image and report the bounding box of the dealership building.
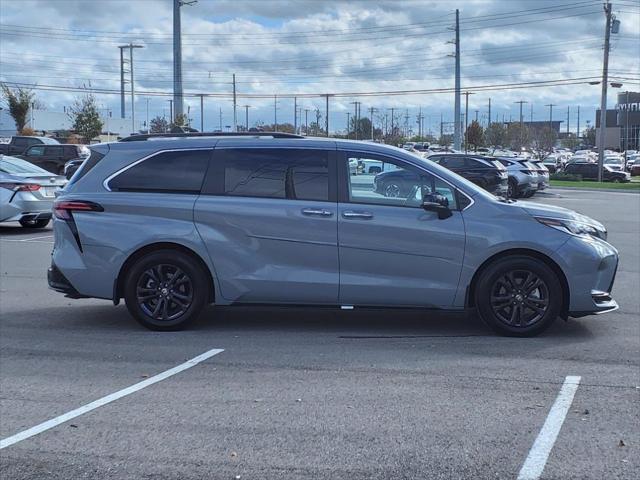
[596,91,640,151]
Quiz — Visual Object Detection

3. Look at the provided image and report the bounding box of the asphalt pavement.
[0,188,638,480]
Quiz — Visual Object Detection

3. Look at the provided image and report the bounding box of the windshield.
[604,158,622,164]
[0,155,51,175]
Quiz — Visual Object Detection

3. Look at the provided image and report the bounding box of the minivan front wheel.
[124,250,208,331]
[475,256,562,337]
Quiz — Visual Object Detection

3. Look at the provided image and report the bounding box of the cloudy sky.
[1,0,638,134]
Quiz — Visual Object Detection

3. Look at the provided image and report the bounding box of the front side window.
[47,146,64,157]
[221,148,329,201]
[109,149,209,193]
[345,154,458,209]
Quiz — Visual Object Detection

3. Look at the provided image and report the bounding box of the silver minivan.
[49,133,619,336]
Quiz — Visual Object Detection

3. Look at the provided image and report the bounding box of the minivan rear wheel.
[475,256,562,337]
[123,250,208,331]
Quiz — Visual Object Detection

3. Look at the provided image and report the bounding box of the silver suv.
[49,133,619,336]
[497,158,539,198]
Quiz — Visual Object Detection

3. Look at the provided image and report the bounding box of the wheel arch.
[466,248,569,318]
[114,242,215,305]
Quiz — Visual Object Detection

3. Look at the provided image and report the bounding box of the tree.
[583,126,596,147]
[561,133,580,150]
[1,84,34,133]
[465,120,484,151]
[531,126,558,158]
[150,116,169,133]
[485,122,506,152]
[68,94,103,144]
[438,134,453,148]
[506,123,531,151]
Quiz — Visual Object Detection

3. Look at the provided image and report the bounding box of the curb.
[549,186,640,194]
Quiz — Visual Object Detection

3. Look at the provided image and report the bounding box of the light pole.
[243,105,251,131]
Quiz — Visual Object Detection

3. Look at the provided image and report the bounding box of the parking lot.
[0,188,638,479]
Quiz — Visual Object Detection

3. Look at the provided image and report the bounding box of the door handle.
[342,210,374,219]
[301,208,333,217]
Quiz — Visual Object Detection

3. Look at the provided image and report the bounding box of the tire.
[123,249,209,331]
[19,218,50,228]
[474,255,562,337]
[507,179,518,199]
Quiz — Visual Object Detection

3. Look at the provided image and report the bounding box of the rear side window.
[66,148,105,187]
[217,148,329,201]
[109,150,209,193]
[442,156,466,169]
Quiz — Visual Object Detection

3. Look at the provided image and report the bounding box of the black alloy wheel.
[489,270,549,328]
[475,255,562,337]
[383,182,402,198]
[136,264,193,322]
[124,250,208,330]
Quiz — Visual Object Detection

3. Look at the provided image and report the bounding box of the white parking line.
[19,235,54,242]
[0,348,224,450]
[516,375,581,480]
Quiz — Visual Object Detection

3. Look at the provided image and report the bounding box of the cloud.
[0,0,638,133]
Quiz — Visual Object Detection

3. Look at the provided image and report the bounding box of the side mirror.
[422,201,452,219]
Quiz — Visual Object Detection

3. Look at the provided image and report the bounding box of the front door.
[194,147,339,305]
[338,152,466,308]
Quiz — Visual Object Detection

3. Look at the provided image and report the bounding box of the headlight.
[535,217,607,241]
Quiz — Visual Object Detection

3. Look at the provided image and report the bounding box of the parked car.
[0,136,60,156]
[428,154,508,197]
[496,158,538,198]
[603,156,624,172]
[0,155,67,228]
[630,159,640,176]
[17,143,90,174]
[48,133,619,337]
[64,158,85,180]
[564,163,631,182]
[625,153,640,171]
[528,160,550,191]
[542,156,561,174]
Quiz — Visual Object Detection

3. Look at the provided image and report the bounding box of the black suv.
[427,154,508,196]
[17,144,90,174]
[564,163,630,182]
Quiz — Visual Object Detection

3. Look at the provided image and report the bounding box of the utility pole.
[487,98,491,125]
[577,105,580,139]
[219,107,222,132]
[346,112,350,138]
[232,74,237,132]
[315,108,321,136]
[453,9,461,150]
[598,1,613,182]
[242,105,250,130]
[514,100,528,128]
[545,104,556,128]
[168,100,173,124]
[390,107,395,139]
[273,95,278,132]
[196,94,204,132]
[474,110,479,123]
[417,108,423,138]
[404,109,410,137]
[124,44,144,133]
[304,108,309,136]
[325,94,330,137]
[369,107,377,140]
[145,98,149,134]
[566,106,570,135]
[118,46,126,118]
[173,0,195,122]
[294,97,297,134]
[351,101,360,139]
[463,91,474,152]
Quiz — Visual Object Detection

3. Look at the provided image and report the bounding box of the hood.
[517,201,603,227]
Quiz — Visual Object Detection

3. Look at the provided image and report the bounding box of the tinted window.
[13,138,28,147]
[109,150,209,193]
[441,156,466,169]
[467,158,490,168]
[26,138,41,146]
[27,145,45,156]
[64,146,78,157]
[47,146,64,157]
[221,149,329,201]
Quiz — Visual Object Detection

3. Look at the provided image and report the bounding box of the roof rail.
[119,132,304,142]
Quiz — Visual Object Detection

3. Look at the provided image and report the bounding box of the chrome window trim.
[102,147,213,192]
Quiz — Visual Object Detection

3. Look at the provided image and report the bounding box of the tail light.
[54,200,103,220]
[0,182,41,192]
[53,200,103,252]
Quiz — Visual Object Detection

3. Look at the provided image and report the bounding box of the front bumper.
[555,236,620,317]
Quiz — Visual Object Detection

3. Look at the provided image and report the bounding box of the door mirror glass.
[421,200,452,219]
